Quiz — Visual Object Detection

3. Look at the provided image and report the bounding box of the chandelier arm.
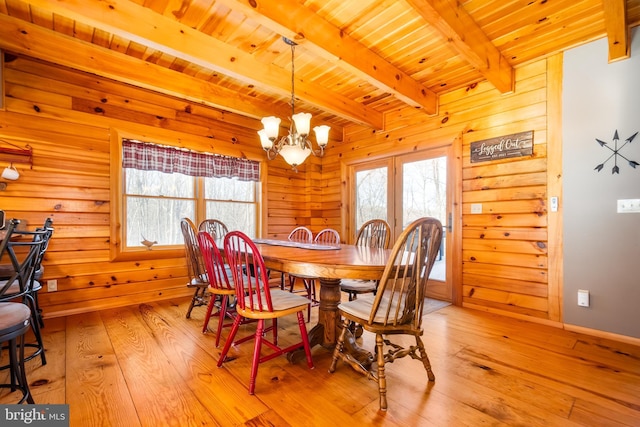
[265,148,279,160]
[310,146,325,157]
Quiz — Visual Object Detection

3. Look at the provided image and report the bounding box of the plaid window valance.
[122,139,259,182]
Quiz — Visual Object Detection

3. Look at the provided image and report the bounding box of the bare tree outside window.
[355,166,387,230]
[124,171,258,249]
[204,177,257,237]
[125,169,195,247]
[402,157,446,227]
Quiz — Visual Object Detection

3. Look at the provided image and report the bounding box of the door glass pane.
[402,156,447,227]
[402,156,447,282]
[355,166,387,231]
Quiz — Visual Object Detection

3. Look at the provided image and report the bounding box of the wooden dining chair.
[198,219,229,241]
[288,226,313,243]
[280,226,313,290]
[289,228,341,321]
[329,217,443,411]
[180,218,210,319]
[340,219,391,300]
[218,231,314,395]
[197,231,247,345]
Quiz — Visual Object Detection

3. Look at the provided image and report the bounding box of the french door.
[350,145,455,301]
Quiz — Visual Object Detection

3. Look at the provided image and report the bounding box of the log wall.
[0,54,314,317]
[1,52,563,324]
[322,57,562,323]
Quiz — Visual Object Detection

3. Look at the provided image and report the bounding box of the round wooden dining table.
[253,240,391,365]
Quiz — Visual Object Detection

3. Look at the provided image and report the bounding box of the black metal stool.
[0,302,35,404]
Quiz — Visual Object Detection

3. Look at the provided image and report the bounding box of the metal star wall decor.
[594,130,639,174]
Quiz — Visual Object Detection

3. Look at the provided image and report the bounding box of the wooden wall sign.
[470,130,534,163]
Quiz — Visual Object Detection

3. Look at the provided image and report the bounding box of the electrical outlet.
[47,279,58,292]
[617,199,640,213]
[470,203,482,214]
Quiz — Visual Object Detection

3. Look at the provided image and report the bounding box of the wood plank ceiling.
[1,0,639,136]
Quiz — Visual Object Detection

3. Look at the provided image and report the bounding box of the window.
[204,176,257,237]
[118,138,259,254]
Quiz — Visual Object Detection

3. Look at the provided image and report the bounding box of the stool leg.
[17,335,35,404]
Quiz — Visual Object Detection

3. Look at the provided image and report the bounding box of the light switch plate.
[471,203,482,214]
[550,196,558,212]
[578,289,589,307]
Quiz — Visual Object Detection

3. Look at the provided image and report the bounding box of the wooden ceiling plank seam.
[23,0,382,129]
[405,0,514,94]
[217,0,438,114]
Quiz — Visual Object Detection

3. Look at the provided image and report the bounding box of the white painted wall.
[563,27,640,338]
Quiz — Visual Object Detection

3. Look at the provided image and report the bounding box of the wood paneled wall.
[1,51,562,325]
[322,57,562,324]
[0,54,313,318]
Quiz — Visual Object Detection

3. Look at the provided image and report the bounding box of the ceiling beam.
[405,0,514,94]
[0,13,318,131]
[219,0,438,115]
[602,0,629,62]
[22,0,383,129]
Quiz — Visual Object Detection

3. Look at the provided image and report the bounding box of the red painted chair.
[289,228,341,320]
[197,231,236,345]
[218,231,314,395]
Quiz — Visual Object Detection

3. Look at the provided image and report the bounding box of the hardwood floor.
[2,297,639,426]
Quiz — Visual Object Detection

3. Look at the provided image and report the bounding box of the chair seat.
[1,279,43,297]
[33,280,42,292]
[0,280,20,298]
[339,292,410,325]
[0,302,31,335]
[240,289,311,317]
[187,276,208,287]
[339,279,377,293]
[0,263,15,278]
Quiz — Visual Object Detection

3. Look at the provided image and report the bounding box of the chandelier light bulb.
[292,112,312,137]
[313,125,330,148]
[257,129,273,150]
[261,116,281,140]
[279,144,311,167]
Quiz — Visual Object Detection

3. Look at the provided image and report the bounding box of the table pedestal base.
[287,277,373,369]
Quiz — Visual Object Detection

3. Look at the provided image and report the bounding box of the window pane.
[206,201,255,237]
[402,156,446,227]
[355,167,387,230]
[204,177,254,201]
[126,169,194,198]
[126,196,195,246]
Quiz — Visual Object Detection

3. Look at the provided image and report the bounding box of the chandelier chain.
[290,42,296,118]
